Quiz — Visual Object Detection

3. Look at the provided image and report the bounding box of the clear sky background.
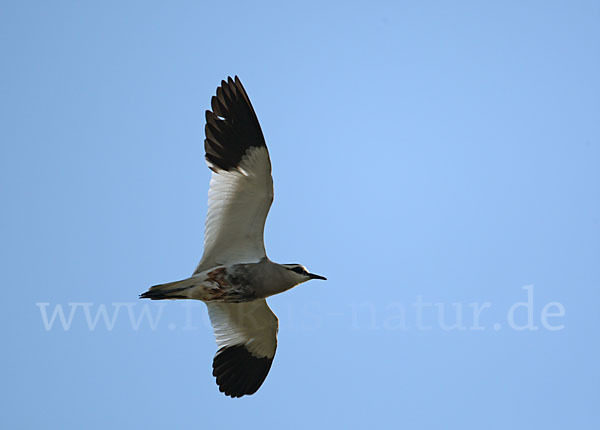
[1,1,599,428]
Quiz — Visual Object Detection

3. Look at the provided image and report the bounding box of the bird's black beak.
[308,273,327,281]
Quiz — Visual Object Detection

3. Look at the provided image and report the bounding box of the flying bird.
[140,76,326,398]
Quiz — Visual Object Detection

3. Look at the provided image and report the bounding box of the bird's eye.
[291,267,305,275]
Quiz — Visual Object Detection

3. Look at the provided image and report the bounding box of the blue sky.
[1,1,599,428]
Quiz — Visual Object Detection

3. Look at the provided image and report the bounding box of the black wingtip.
[203,76,266,172]
[212,345,274,398]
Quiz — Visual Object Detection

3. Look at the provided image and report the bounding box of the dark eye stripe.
[291,267,305,274]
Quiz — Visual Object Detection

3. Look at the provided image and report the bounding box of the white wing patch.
[196,146,273,273]
[207,299,278,359]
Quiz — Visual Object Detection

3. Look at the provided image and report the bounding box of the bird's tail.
[140,277,197,300]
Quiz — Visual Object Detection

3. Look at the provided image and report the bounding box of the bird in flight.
[140,76,326,398]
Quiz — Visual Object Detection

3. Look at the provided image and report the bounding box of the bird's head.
[282,264,327,284]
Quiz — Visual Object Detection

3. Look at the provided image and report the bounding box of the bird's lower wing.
[207,299,279,397]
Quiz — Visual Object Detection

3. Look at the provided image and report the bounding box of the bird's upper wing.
[195,76,273,274]
[207,299,278,398]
